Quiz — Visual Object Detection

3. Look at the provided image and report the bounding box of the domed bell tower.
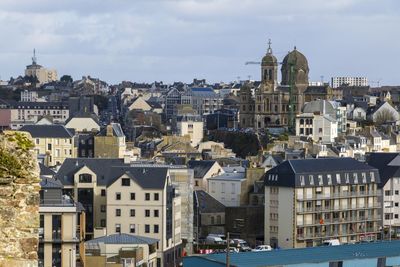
[261,39,278,92]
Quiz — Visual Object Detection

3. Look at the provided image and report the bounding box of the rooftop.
[86,233,158,245]
[19,124,74,138]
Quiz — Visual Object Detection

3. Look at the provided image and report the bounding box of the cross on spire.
[267,39,273,54]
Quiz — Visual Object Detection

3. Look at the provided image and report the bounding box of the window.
[154,210,159,217]
[35,138,40,145]
[101,205,106,212]
[130,193,135,200]
[385,190,392,196]
[154,193,159,201]
[231,183,235,194]
[396,202,399,207]
[145,193,150,201]
[101,219,106,227]
[195,180,199,187]
[116,192,121,200]
[154,224,159,233]
[101,189,106,196]
[47,143,52,150]
[145,224,150,233]
[145,210,150,217]
[396,190,399,195]
[79,174,92,183]
[116,209,121,217]
[130,209,135,217]
[221,183,225,193]
[130,224,135,233]
[122,178,130,186]
[115,224,121,233]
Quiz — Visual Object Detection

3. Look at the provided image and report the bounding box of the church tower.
[261,39,278,91]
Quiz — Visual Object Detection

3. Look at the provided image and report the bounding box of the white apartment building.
[264,158,381,249]
[295,113,338,143]
[176,114,204,147]
[331,77,368,88]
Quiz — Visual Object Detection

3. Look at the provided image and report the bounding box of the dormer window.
[79,174,92,183]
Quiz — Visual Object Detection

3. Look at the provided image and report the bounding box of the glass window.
[145,193,150,201]
[79,174,92,183]
[145,210,150,217]
[154,193,159,201]
[122,178,130,186]
[145,224,150,233]
[130,209,135,217]
[101,189,106,196]
[131,193,135,200]
[154,210,159,217]
[130,224,135,233]
[154,224,159,233]
[116,209,121,217]
[116,192,121,200]
[115,224,121,233]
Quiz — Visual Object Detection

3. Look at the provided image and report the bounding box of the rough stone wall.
[0,131,40,267]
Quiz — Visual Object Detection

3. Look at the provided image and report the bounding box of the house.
[94,123,126,158]
[39,176,85,267]
[367,101,399,124]
[127,96,152,111]
[264,158,381,248]
[19,124,76,166]
[188,160,224,190]
[176,114,204,147]
[85,234,158,267]
[295,112,338,143]
[193,190,225,239]
[65,112,100,133]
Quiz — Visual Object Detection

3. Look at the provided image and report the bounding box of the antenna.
[32,48,37,64]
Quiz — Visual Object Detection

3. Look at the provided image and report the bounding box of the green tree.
[60,75,73,83]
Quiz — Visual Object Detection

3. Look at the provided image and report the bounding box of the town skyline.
[0,0,399,85]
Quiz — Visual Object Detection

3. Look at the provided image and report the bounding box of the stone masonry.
[0,131,40,267]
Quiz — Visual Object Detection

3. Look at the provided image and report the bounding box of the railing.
[297,228,379,240]
[297,203,381,213]
[298,191,382,201]
[40,198,75,207]
[298,216,380,227]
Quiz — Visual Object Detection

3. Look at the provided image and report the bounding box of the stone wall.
[0,131,40,267]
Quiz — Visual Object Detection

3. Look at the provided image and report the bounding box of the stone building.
[25,49,58,86]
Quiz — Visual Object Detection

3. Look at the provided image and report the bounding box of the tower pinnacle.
[267,39,273,54]
[32,48,37,65]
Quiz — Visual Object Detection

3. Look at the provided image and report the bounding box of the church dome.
[282,48,309,72]
[261,40,277,66]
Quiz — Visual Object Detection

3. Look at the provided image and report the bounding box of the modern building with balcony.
[39,177,85,267]
[264,157,381,248]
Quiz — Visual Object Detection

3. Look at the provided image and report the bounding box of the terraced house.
[264,158,381,248]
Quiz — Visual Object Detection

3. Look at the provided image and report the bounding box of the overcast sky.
[0,0,399,85]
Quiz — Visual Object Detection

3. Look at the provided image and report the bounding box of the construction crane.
[369,79,382,87]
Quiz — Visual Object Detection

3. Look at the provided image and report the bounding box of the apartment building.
[264,158,381,249]
[0,100,69,129]
[367,153,400,237]
[106,166,182,267]
[20,124,76,166]
[295,112,338,143]
[190,87,222,115]
[39,177,85,267]
[176,114,204,147]
[55,159,185,267]
[331,77,368,88]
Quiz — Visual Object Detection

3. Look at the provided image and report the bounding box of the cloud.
[0,0,399,84]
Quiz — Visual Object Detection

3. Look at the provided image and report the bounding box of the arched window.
[79,173,92,183]
[300,119,304,125]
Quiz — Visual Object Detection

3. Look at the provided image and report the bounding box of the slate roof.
[40,177,63,189]
[55,158,169,188]
[86,233,158,245]
[366,152,400,187]
[39,163,56,176]
[184,240,400,267]
[188,160,218,178]
[194,190,225,213]
[97,123,125,137]
[264,158,380,187]
[20,124,74,138]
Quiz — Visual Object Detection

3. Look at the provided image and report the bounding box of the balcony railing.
[297,215,380,227]
[298,191,382,201]
[40,198,75,207]
[297,203,381,213]
[297,228,379,240]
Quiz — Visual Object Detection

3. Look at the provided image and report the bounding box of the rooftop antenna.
[32,48,37,65]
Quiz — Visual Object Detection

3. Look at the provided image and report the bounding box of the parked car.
[224,247,239,253]
[206,235,224,245]
[322,239,340,246]
[232,239,252,252]
[252,245,272,252]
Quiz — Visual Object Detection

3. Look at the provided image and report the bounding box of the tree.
[374,108,398,125]
[60,75,73,83]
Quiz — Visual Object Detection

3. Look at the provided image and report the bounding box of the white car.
[252,245,272,252]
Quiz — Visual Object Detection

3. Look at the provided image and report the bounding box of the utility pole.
[226,232,230,267]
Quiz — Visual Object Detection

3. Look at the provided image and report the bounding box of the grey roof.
[366,152,400,187]
[303,99,336,117]
[86,233,158,245]
[55,158,169,189]
[40,177,63,189]
[7,101,69,109]
[39,163,56,176]
[97,123,125,137]
[20,124,74,138]
[208,171,246,181]
[188,160,218,178]
[55,158,126,185]
[264,158,380,187]
[194,190,225,213]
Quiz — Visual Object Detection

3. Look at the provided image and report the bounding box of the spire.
[32,48,37,65]
[267,39,273,54]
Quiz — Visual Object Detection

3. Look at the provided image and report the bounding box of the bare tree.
[374,108,398,125]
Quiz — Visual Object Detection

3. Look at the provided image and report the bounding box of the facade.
[295,113,338,143]
[25,50,58,86]
[176,114,204,147]
[20,90,45,102]
[85,234,158,267]
[0,100,69,129]
[190,87,222,115]
[264,158,381,248]
[19,124,76,166]
[367,153,400,236]
[94,123,126,158]
[188,160,224,190]
[39,177,85,267]
[65,114,100,133]
[240,42,312,130]
[331,76,368,88]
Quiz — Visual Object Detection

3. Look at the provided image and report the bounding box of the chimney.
[106,125,113,136]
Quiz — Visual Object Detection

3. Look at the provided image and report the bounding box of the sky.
[0,0,399,85]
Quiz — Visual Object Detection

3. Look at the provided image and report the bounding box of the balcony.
[297,228,379,240]
[298,191,381,201]
[297,203,381,213]
[298,215,380,227]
